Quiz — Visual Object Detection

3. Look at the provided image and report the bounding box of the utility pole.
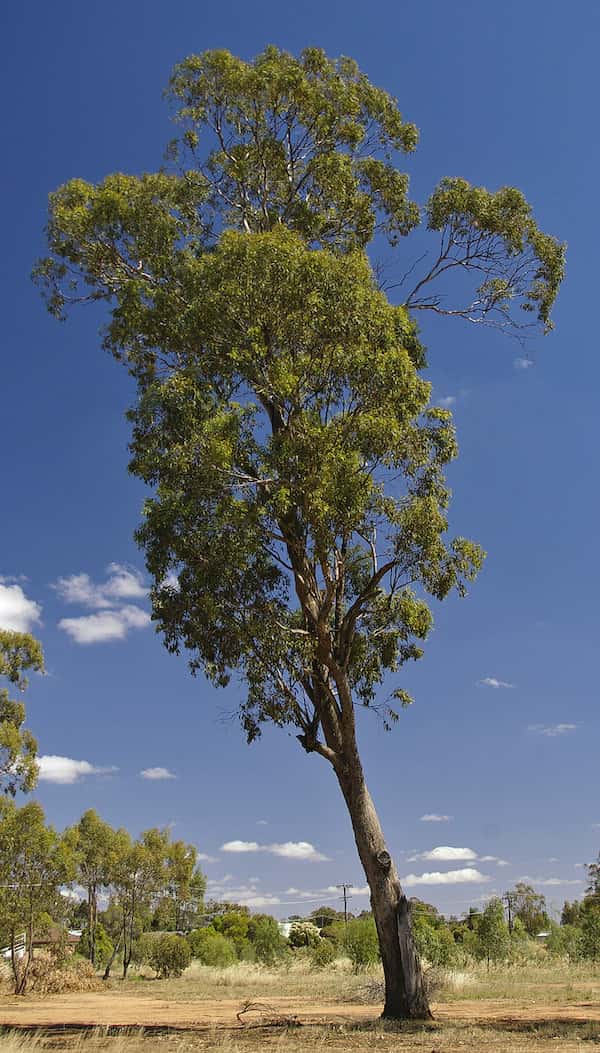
[336,883,352,933]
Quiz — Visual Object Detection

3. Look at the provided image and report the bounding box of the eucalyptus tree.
[0,631,43,796]
[65,809,121,966]
[35,47,564,1018]
[0,799,75,993]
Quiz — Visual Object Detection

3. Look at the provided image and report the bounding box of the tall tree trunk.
[336,760,431,1019]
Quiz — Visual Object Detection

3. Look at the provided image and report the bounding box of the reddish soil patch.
[0,992,599,1031]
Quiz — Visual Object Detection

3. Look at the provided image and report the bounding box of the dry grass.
[121,957,374,1004]
[1,957,600,1052]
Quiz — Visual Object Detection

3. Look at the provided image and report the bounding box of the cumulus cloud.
[402,868,489,886]
[438,395,456,408]
[37,755,117,785]
[140,767,176,780]
[221,839,329,862]
[0,583,42,633]
[528,723,578,737]
[515,357,534,370]
[59,605,150,644]
[197,853,218,864]
[53,564,147,609]
[410,846,478,863]
[420,814,452,823]
[478,677,514,689]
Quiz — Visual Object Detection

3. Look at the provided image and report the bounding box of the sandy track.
[0,992,599,1030]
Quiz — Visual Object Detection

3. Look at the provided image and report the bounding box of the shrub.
[247,914,287,964]
[189,927,237,967]
[310,938,337,969]
[28,953,102,994]
[345,917,380,971]
[288,921,321,949]
[78,923,114,968]
[413,915,457,966]
[148,933,191,978]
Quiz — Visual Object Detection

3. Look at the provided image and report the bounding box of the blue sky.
[1,0,598,918]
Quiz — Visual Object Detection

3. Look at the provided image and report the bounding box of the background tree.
[106,827,168,978]
[504,882,550,936]
[66,809,120,966]
[0,800,75,993]
[163,839,205,931]
[0,631,44,796]
[475,898,510,969]
[35,46,564,1020]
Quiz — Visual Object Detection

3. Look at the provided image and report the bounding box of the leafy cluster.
[0,631,43,796]
[33,45,564,766]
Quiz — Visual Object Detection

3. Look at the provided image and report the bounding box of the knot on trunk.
[376,850,391,871]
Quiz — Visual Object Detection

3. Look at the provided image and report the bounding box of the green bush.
[148,933,191,978]
[189,927,237,967]
[310,938,337,969]
[247,914,287,964]
[288,920,321,949]
[413,915,456,966]
[345,916,379,971]
[77,923,114,969]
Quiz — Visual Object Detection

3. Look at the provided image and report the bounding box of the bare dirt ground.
[0,990,599,1029]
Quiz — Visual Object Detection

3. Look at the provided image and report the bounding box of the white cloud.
[420,814,452,823]
[53,564,147,609]
[478,677,514,689]
[140,767,176,780]
[528,723,578,737]
[256,819,269,826]
[0,583,42,633]
[416,846,478,862]
[479,856,510,866]
[438,395,456,408]
[220,839,329,862]
[237,895,281,908]
[515,357,534,370]
[221,840,261,854]
[59,605,150,644]
[402,868,489,886]
[197,853,218,864]
[37,755,117,785]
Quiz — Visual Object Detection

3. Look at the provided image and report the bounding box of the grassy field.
[1,957,599,1053]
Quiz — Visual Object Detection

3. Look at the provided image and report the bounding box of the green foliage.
[31,45,564,763]
[212,910,250,955]
[474,898,510,967]
[505,882,550,936]
[0,800,75,992]
[561,900,583,927]
[412,914,457,966]
[310,937,337,968]
[288,920,321,949]
[189,926,237,966]
[579,904,600,961]
[344,916,380,970]
[148,932,191,977]
[0,631,44,796]
[247,913,287,964]
[546,922,582,960]
[78,923,114,968]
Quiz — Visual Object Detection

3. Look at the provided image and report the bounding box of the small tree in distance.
[35,46,564,1018]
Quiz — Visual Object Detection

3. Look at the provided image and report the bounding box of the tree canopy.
[34,45,564,1020]
[0,631,44,796]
